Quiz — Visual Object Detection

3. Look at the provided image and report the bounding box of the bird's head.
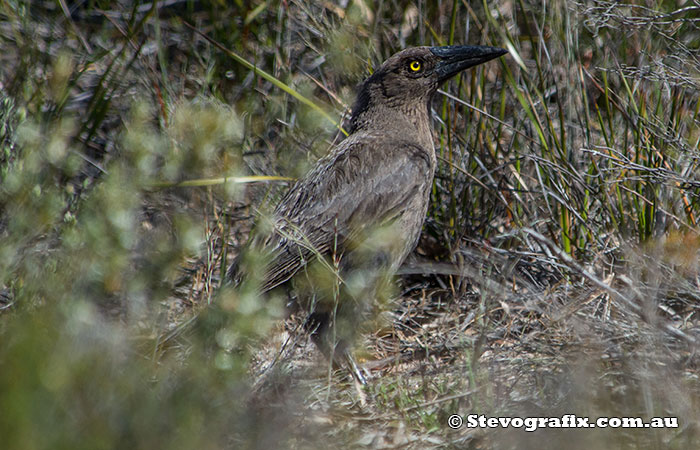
[349,45,507,132]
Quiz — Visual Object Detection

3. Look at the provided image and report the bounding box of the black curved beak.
[430,45,507,83]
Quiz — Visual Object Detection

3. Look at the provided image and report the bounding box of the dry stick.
[521,228,697,346]
[58,0,92,52]
[403,233,696,347]
[402,389,478,412]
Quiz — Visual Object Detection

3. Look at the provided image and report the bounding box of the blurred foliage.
[0,1,278,446]
[0,0,699,448]
[0,70,275,450]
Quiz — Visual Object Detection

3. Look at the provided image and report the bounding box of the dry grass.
[1,1,699,449]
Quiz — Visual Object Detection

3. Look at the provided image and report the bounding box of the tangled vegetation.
[1,1,698,448]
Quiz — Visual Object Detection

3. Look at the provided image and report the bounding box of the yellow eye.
[409,60,422,72]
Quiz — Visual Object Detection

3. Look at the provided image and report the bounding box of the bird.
[228,44,507,383]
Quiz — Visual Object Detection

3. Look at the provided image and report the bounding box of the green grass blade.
[185,21,347,136]
[149,175,294,189]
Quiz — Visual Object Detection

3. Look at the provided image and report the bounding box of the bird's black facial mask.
[430,45,508,83]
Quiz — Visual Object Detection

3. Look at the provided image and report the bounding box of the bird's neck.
[350,100,434,150]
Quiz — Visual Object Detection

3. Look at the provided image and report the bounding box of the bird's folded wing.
[259,137,433,292]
